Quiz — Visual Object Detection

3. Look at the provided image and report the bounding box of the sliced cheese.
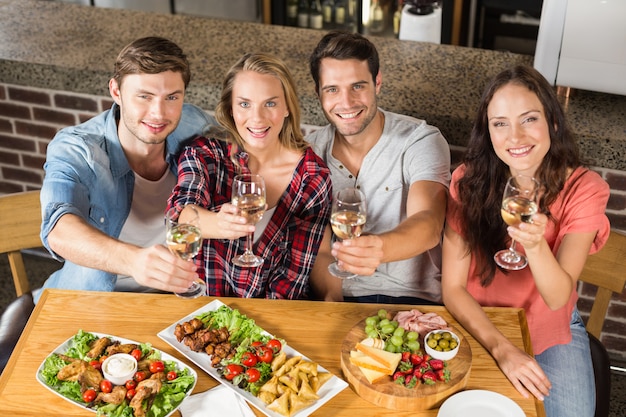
[355,342,402,370]
[349,350,395,376]
[360,367,389,384]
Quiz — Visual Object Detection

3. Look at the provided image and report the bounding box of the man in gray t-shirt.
[307,31,450,305]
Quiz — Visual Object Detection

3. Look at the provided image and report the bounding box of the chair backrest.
[0,190,42,297]
[579,230,626,339]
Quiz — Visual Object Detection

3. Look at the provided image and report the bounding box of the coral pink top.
[447,166,610,354]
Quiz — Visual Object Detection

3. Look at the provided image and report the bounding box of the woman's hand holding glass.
[231,174,266,268]
[494,175,540,270]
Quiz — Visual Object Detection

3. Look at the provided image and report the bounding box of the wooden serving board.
[340,312,472,411]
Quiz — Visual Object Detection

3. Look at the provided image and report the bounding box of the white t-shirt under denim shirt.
[115,170,176,292]
[307,109,451,303]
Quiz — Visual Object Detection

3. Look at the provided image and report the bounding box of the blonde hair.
[215,52,308,153]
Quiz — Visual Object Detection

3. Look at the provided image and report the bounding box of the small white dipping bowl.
[424,329,460,361]
[101,353,138,386]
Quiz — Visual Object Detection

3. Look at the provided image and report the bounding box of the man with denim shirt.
[37,37,214,302]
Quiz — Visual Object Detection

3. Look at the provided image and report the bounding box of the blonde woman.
[168,53,332,299]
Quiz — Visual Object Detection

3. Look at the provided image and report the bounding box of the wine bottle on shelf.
[334,0,347,26]
[297,0,310,28]
[309,0,324,29]
[369,0,385,33]
[322,0,334,26]
[287,0,299,27]
[393,0,403,37]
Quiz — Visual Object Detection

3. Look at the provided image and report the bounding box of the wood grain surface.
[0,290,545,417]
[340,312,471,411]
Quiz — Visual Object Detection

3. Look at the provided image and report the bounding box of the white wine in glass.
[165,206,206,298]
[494,175,540,270]
[328,187,367,279]
[232,174,266,267]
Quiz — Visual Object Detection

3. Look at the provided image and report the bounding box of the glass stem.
[245,232,254,255]
[509,239,517,252]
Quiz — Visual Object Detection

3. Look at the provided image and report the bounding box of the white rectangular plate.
[36,332,197,417]
[157,299,348,417]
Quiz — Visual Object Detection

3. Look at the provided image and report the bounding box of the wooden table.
[0,289,545,417]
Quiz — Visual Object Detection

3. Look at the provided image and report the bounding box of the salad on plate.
[37,330,196,417]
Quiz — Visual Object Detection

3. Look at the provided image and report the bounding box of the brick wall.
[1,82,625,362]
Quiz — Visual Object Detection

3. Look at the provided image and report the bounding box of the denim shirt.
[38,103,214,299]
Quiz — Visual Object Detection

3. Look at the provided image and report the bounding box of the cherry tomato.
[130,348,142,362]
[89,360,102,371]
[266,339,282,353]
[224,364,244,381]
[99,355,108,364]
[125,379,137,390]
[256,346,273,364]
[126,388,136,401]
[245,368,261,383]
[251,341,263,348]
[241,351,258,367]
[149,360,165,373]
[82,388,96,403]
[166,371,178,381]
[99,380,112,394]
[134,371,147,382]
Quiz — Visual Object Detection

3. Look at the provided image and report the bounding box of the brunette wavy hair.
[456,65,583,285]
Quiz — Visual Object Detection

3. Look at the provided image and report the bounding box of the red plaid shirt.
[168,136,332,299]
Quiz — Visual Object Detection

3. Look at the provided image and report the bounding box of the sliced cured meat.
[393,309,448,338]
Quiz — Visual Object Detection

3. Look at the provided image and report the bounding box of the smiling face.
[110,70,185,147]
[317,58,381,138]
[487,82,551,177]
[231,70,289,152]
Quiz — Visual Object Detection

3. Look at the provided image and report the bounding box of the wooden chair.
[579,230,626,417]
[579,230,626,339]
[0,190,43,297]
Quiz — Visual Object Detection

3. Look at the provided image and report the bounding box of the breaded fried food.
[87,337,112,359]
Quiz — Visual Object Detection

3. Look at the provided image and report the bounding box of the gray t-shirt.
[307,109,451,303]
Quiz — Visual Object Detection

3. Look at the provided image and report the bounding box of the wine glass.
[328,187,367,279]
[494,175,540,270]
[165,206,206,298]
[232,174,266,267]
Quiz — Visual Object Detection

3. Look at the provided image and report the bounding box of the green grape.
[406,340,420,352]
[364,324,375,334]
[406,331,419,341]
[390,320,399,328]
[393,327,405,337]
[377,309,388,319]
[384,343,398,353]
[390,335,404,347]
[378,318,391,328]
[365,316,380,327]
[366,329,379,339]
[381,324,395,335]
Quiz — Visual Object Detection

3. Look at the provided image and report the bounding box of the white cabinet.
[535,0,626,96]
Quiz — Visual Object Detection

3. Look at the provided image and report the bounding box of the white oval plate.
[36,331,197,417]
[158,299,348,417]
[438,389,525,417]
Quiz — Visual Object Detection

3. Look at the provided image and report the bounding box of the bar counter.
[1,0,626,171]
